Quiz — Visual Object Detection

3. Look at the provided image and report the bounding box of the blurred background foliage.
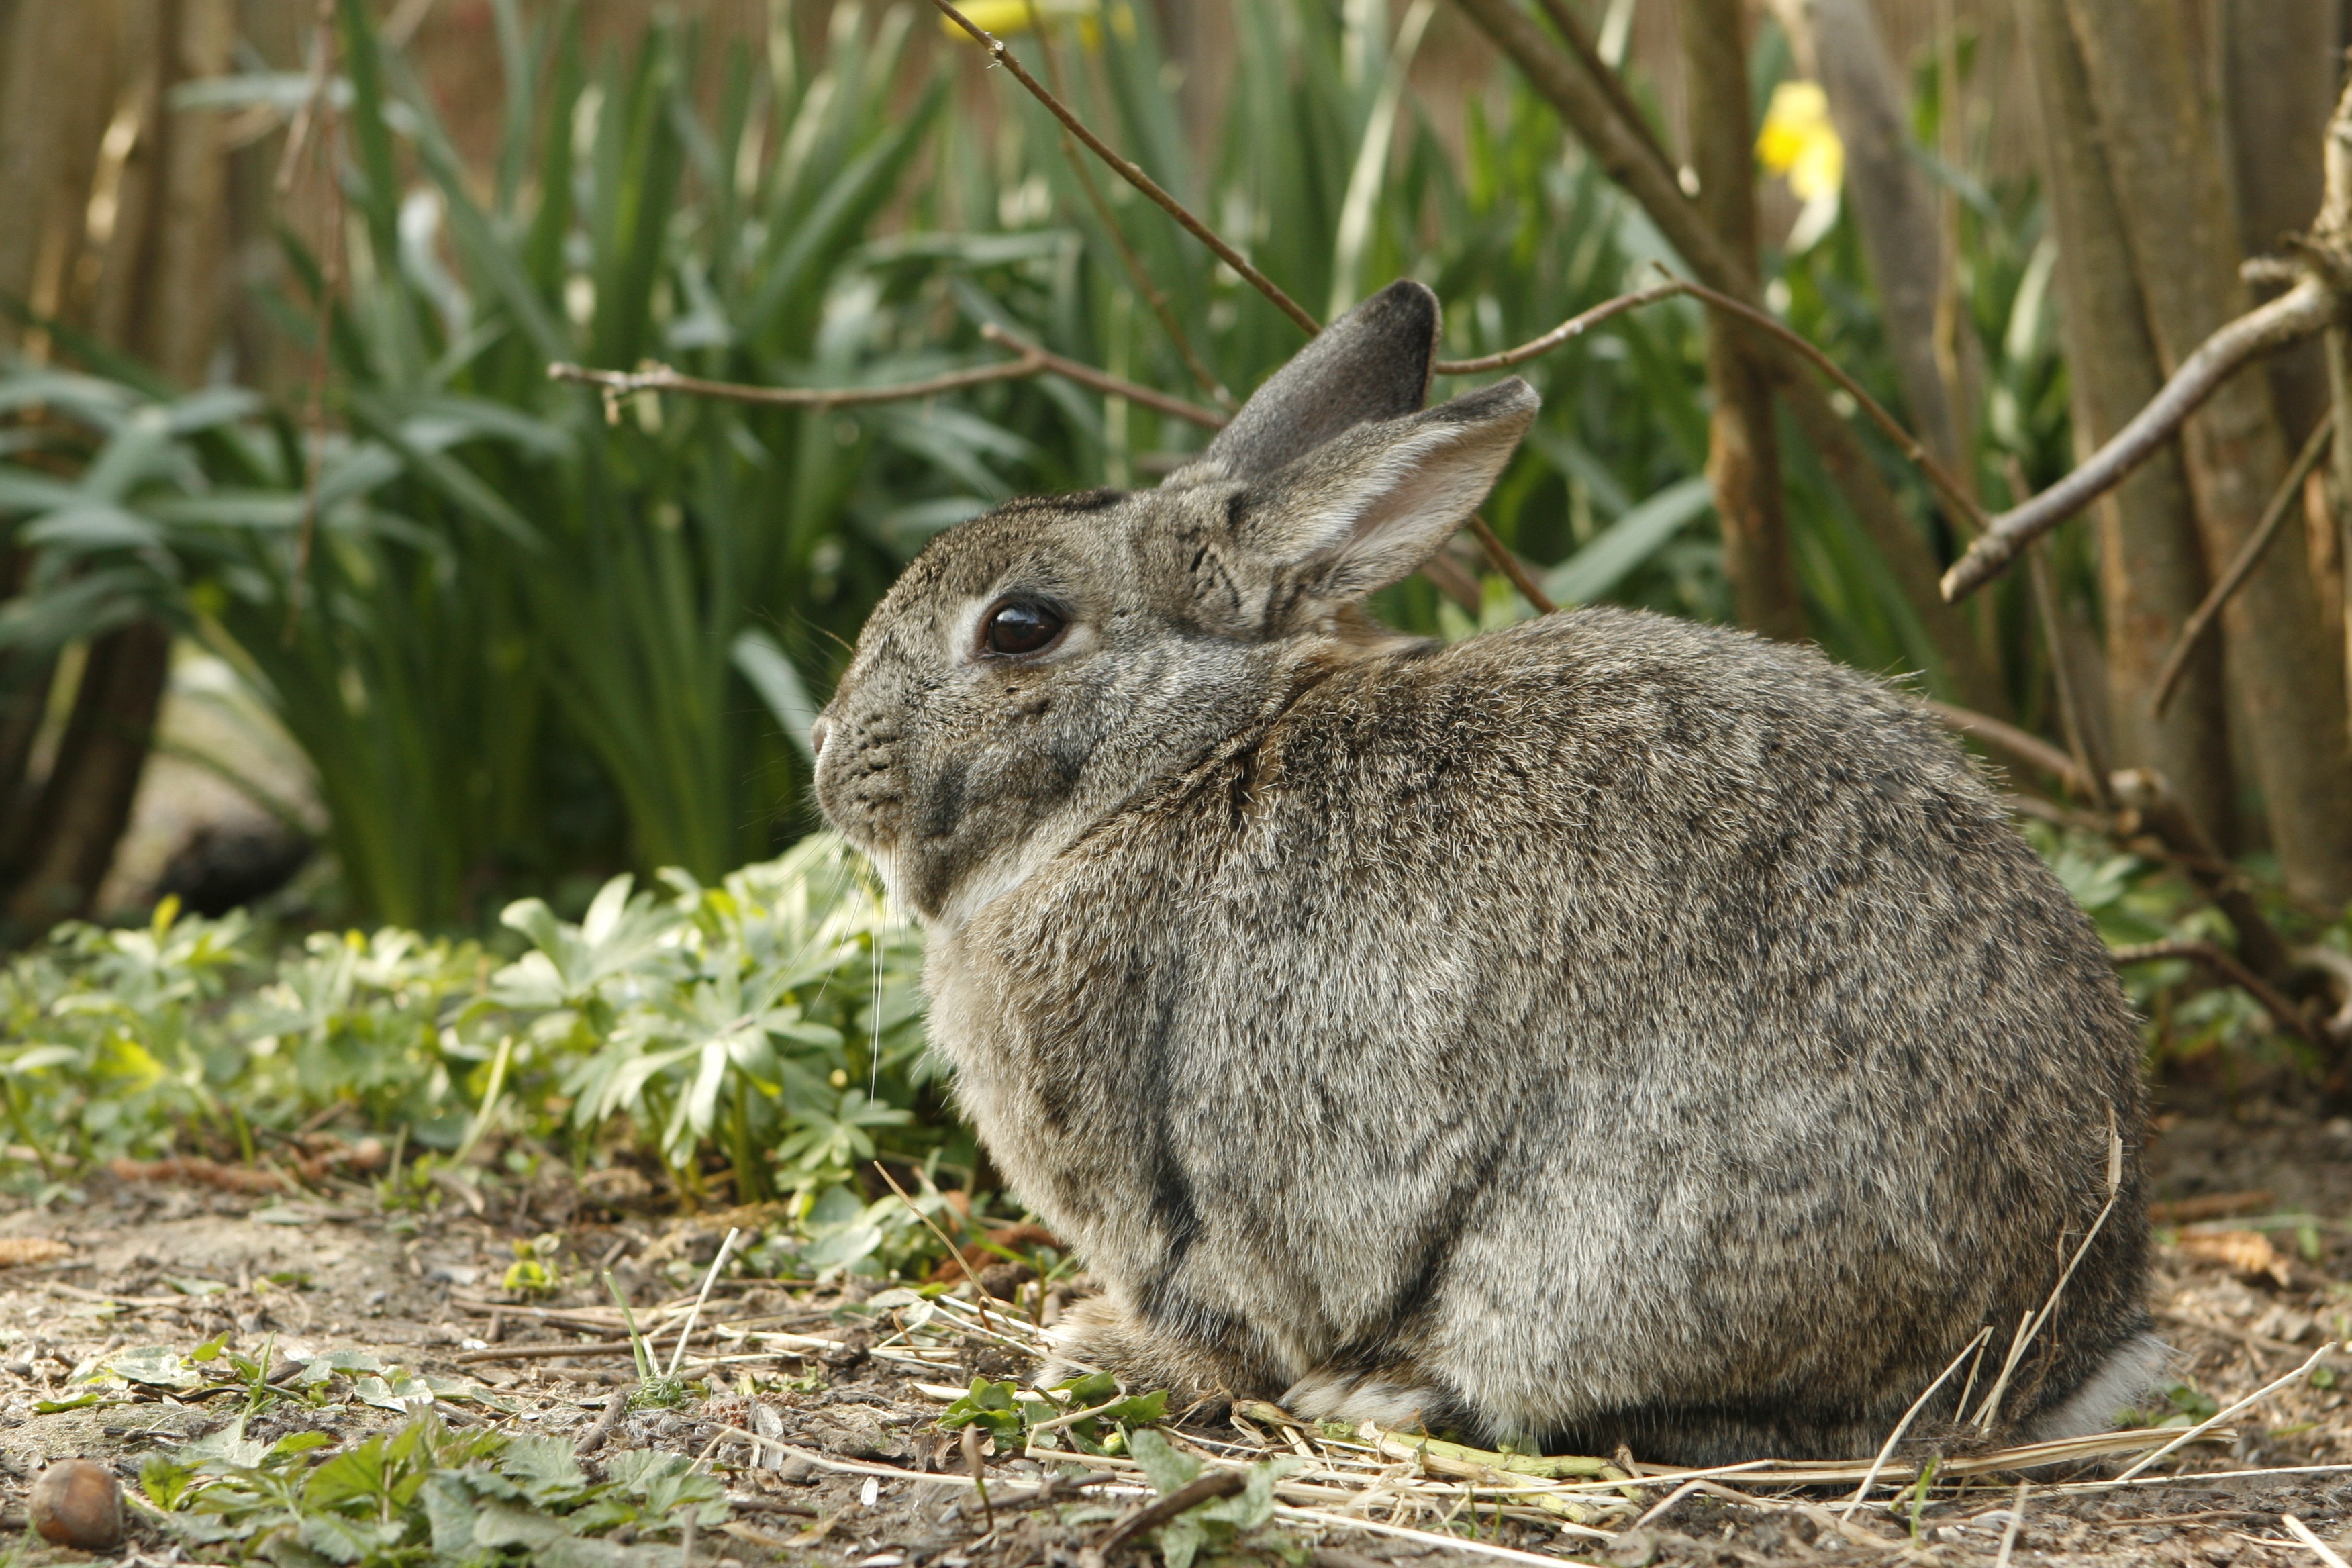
[0,0,2347,1216]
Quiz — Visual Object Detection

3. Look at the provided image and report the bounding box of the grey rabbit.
[811,280,2157,1464]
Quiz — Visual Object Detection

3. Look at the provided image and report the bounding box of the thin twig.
[2286,1514,2352,1568]
[2110,942,2322,1049]
[1465,516,1558,613]
[871,1161,996,1334]
[1666,276,1988,532]
[1437,275,1986,530]
[576,1384,633,1457]
[1093,1469,1248,1557]
[978,324,1227,428]
[1022,0,1231,409]
[2151,417,2335,716]
[930,0,1320,336]
[1944,275,2343,600]
[1431,281,1690,373]
[2112,1342,2338,1483]
[548,356,1046,413]
[1922,699,2094,796]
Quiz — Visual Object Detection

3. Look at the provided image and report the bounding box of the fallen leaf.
[0,1238,72,1267]
[2173,1229,2293,1287]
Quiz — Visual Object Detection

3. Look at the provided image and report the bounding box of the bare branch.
[1670,278,1988,532]
[2108,767,2300,989]
[1942,275,2343,601]
[1922,699,2092,797]
[1442,277,1985,532]
[1431,281,1689,373]
[977,324,1226,428]
[1467,515,1559,613]
[2109,940,2320,1049]
[1020,2,1233,409]
[2151,415,2334,716]
[930,0,1321,338]
[548,355,1047,413]
[1526,0,1674,177]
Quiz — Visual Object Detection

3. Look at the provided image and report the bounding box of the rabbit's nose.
[808,716,832,756]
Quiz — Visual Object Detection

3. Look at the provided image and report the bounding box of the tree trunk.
[1,622,173,937]
[0,0,127,356]
[1450,0,2009,714]
[2222,0,2339,445]
[1679,0,1803,642]
[0,0,232,933]
[2064,0,2352,909]
[2013,0,2236,850]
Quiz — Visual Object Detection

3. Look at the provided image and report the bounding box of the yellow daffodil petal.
[1756,80,1843,202]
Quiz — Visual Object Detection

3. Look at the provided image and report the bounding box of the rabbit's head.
[812,281,1537,919]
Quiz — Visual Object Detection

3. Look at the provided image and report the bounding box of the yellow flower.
[942,0,1106,40]
[1756,80,1844,203]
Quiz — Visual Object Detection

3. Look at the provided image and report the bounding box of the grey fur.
[812,283,2152,1464]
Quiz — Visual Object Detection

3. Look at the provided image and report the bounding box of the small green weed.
[140,1410,721,1566]
[1127,1429,1300,1568]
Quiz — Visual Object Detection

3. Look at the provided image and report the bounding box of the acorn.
[30,1458,124,1550]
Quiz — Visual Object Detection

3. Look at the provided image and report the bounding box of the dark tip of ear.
[1193,278,1442,481]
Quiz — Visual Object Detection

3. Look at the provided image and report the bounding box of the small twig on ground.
[575,1384,633,1457]
[1970,1124,2124,1431]
[963,1425,993,1530]
[871,1161,995,1334]
[930,0,1320,336]
[2286,1514,2352,1568]
[1093,1469,1248,1559]
[2152,417,2335,716]
[2112,1341,2339,1483]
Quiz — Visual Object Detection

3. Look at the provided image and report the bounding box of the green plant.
[0,832,948,1259]
[140,1410,723,1565]
[1127,1428,1299,1568]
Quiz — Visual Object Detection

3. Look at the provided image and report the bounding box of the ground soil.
[1,1097,2348,1567]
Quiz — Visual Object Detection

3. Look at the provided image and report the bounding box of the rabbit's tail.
[2022,1332,2173,1441]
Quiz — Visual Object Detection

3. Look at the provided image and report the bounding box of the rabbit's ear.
[1230,377,1538,613]
[1199,279,1440,479]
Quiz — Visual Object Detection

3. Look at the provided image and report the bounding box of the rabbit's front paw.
[1039,1293,1269,1414]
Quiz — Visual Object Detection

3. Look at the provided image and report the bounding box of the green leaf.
[1128,1428,1200,1496]
[34,1392,105,1413]
[1542,475,1716,607]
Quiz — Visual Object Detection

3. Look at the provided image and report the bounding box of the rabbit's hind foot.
[1038,1293,1273,1416]
[1282,1366,1474,1442]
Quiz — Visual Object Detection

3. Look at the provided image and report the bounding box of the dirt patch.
[0,1108,2346,1566]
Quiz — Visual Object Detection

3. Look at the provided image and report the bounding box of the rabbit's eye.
[982,599,1065,657]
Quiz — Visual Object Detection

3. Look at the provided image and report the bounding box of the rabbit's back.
[930,605,2149,1462]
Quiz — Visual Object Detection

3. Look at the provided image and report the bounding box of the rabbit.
[810,279,2157,1465]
